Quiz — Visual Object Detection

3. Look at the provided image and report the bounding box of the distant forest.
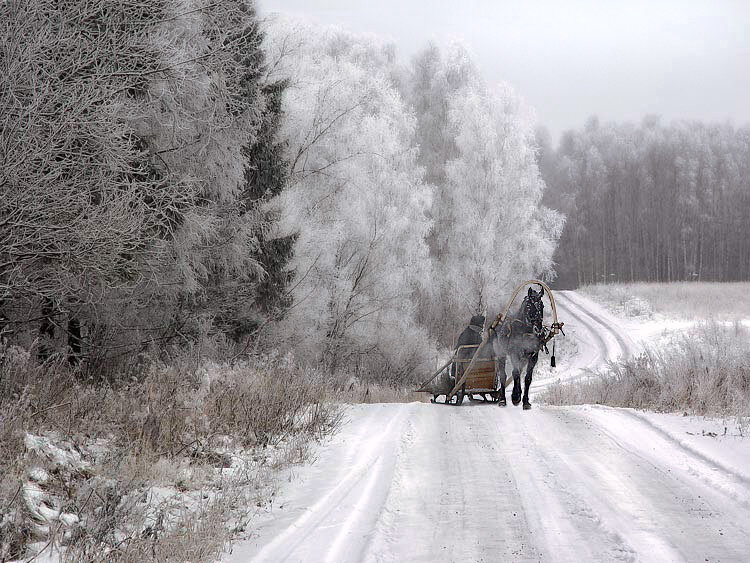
[539,119,750,286]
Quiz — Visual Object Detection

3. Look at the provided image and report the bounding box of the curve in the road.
[557,290,636,359]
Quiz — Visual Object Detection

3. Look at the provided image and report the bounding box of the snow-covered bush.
[543,322,750,425]
[0,349,341,561]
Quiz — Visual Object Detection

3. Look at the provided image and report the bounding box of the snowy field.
[222,291,750,562]
[580,281,750,321]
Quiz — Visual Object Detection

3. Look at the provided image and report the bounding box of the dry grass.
[580,281,750,320]
[333,381,429,404]
[542,322,750,430]
[0,348,342,562]
[0,337,430,561]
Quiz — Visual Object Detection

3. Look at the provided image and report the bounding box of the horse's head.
[522,286,545,333]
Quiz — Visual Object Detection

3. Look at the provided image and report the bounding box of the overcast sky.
[260,0,750,142]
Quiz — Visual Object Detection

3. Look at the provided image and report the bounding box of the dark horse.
[490,287,546,409]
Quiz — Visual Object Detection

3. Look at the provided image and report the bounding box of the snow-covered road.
[225,292,750,563]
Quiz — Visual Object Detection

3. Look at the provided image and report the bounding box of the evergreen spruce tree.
[234,77,297,340]
[208,69,295,342]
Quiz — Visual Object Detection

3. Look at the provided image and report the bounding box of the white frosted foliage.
[265,17,437,373]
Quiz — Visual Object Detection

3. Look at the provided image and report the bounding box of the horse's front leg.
[511,366,522,406]
[497,357,507,406]
[522,352,539,410]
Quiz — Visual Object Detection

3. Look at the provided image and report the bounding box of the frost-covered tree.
[212,76,296,342]
[0,0,275,364]
[264,17,437,378]
[1,0,193,359]
[0,0,181,307]
[403,44,563,343]
[442,85,564,316]
[405,43,478,188]
[134,1,268,298]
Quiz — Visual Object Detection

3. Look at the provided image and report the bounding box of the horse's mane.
[503,295,542,332]
[507,296,531,322]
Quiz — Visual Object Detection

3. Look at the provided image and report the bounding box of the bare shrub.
[543,322,750,423]
[0,349,341,561]
[62,491,234,563]
[203,359,342,447]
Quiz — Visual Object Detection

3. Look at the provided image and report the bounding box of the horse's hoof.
[512,398,521,406]
[522,402,532,410]
[498,399,507,407]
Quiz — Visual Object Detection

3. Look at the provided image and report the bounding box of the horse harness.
[487,303,564,356]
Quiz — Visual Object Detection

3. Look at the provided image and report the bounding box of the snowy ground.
[223,291,750,562]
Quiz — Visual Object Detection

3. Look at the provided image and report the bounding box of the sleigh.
[417,279,564,406]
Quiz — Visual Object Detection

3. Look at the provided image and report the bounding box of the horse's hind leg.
[522,352,539,410]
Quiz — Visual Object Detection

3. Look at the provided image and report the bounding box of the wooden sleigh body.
[431,344,502,405]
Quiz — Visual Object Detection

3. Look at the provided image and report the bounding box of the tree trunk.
[38,298,55,362]
[68,317,82,366]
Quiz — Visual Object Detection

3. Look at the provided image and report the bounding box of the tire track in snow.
[545,406,750,561]
[366,404,543,562]
[324,456,386,563]
[531,293,614,392]
[249,405,409,563]
[588,405,750,503]
[555,296,609,365]
[557,298,609,367]
[557,291,635,360]
[486,413,632,562]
